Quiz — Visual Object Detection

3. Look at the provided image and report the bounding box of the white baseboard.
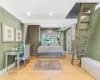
[81,57,100,80]
[0,62,15,76]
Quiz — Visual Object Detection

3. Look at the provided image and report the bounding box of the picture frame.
[1,24,14,42]
[15,29,22,41]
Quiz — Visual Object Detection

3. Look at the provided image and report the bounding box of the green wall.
[40,28,59,45]
[63,27,72,51]
[0,7,23,70]
[84,8,100,61]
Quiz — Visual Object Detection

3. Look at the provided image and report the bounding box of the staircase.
[71,3,96,65]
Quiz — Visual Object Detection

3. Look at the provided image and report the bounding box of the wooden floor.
[0,55,95,80]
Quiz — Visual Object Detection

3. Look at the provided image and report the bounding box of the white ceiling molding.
[81,2,100,20]
[57,23,77,31]
[0,0,24,21]
[0,0,100,28]
[22,19,77,28]
[76,0,100,3]
[95,3,100,10]
[57,27,69,31]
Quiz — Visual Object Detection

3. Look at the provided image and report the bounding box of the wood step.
[80,21,90,23]
[74,59,79,60]
[79,29,88,31]
[78,42,86,44]
[76,54,84,56]
[82,3,96,8]
[78,36,88,38]
[82,12,92,16]
[76,49,85,50]
[76,48,85,50]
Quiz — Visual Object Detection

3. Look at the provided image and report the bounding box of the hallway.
[0,55,94,80]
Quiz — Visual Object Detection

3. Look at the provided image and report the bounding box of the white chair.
[21,44,30,66]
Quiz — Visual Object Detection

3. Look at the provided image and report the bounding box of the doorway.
[66,28,71,54]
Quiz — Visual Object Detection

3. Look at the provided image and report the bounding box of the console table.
[5,50,23,71]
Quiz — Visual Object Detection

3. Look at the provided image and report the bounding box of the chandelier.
[47,27,52,34]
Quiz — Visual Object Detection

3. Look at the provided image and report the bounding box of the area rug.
[33,60,62,70]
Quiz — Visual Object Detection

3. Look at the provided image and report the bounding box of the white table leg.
[17,54,19,71]
[6,54,8,71]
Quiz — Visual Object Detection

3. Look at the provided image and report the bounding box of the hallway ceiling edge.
[0,0,100,28]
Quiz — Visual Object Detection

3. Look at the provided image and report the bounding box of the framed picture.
[2,24,14,42]
[15,29,22,41]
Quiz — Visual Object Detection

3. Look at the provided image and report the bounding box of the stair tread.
[82,3,96,8]
[71,3,96,65]
[80,21,90,23]
[77,42,87,43]
[82,12,92,15]
[76,48,85,50]
[79,29,88,31]
[76,54,84,55]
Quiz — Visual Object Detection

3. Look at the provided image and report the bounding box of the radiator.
[81,57,100,80]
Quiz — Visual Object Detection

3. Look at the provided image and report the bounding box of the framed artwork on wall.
[2,24,14,42]
[15,29,22,41]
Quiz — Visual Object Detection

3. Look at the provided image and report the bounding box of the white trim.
[95,3,100,10]
[81,57,100,80]
[23,24,28,42]
[0,62,15,76]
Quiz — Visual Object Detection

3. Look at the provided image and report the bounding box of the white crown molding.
[95,3,100,10]
[0,0,100,27]
[21,19,77,27]
[0,0,24,21]
[75,0,100,3]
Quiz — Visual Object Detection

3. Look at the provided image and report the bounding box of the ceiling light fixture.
[61,26,64,28]
[47,27,52,34]
[49,12,52,16]
[27,12,31,16]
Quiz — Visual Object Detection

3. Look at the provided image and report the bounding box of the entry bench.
[81,57,100,80]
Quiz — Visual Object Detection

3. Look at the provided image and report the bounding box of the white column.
[17,54,19,71]
[23,24,28,44]
[71,24,78,59]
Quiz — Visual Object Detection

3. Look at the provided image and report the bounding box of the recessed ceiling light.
[27,12,31,16]
[61,26,64,28]
[49,12,52,16]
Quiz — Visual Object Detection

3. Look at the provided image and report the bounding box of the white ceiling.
[0,0,100,28]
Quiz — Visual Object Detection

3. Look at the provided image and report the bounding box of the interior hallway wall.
[63,26,76,53]
[0,7,23,70]
[40,28,59,45]
[71,24,76,54]
[63,31,66,51]
[66,28,72,54]
[60,32,64,49]
[84,8,100,61]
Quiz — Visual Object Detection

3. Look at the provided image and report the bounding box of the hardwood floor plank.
[0,55,95,80]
